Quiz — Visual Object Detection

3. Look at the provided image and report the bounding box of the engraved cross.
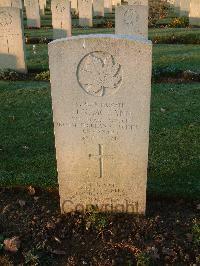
[89,144,113,178]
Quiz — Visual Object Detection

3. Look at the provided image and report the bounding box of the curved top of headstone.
[48,34,152,47]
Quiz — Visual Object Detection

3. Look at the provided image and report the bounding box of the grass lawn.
[0,81,199,199]
[25,43,200,73]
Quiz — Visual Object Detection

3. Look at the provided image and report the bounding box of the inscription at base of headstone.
[0,7,27,73]
[115,5,148,38]
[48,34,152,214]
[51,0,71,39]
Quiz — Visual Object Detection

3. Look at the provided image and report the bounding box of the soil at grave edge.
[0,187,199,266]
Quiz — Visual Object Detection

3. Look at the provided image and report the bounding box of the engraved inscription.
[77,51,122,97]
[56,101,140,142]
[89,144,113,178]
[0,11,13,27]
[123,8,139,25]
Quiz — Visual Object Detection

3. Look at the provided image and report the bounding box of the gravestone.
[93,0,104,17]
[174,0,181,13]
[189,0,200,26]
[0,7,27,72]
[51,0,71,39]
[78,0,93,27]
[39,0,46,15]
[71,0,78,14]
[25,0,40,28]
[128,0,148,6]
[104,0,112,13]
[0,0,22,9]
[115,5,148,38]
[112,0,121,7]
[48,34,152,214]
[180,0,190,16]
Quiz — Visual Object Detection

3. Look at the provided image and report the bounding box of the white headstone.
[25,0,40,28]
[112,0,121,7]
[0,7,27,73]
[128,0,148,6]
[39,0,46,15]
[51,0,72,39]
[104,0,112,13]
[93,0,104,17]
[180,0,190,16]
[189,0,200,26]
[48,34,152,214]
[115,5,148,38]
[71,0,78,13]
[78,0,93,27]
[0,0,22,9]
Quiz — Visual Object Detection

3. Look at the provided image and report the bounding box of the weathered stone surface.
[51,0,71,39]
[39,0,46,15]
[71,0,78,13]
[115,5,148,38]
[112,0,121,7]
[93,0,104,17]
[25,0,40,28]
[48,34,152,214]
[0,7,27,72]
[78,0,92,27]
[128,0,148,6]
[0,0,22,9]
[189,0,200,26]
[104,0,112,13]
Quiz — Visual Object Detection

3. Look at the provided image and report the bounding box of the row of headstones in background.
[167,0,200,26]
[0,7,27,73]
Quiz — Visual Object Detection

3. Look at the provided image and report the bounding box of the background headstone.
[104,0,112,13]
[128,0,148,6]
[51,0,71,39]
[48,34,152,214]
[189,0,200,26]
[25,0,40,28]
[93,0,104,17]
[78,0,93,27]
[71,0,78,14]
[0,0,22,8]
[39,0,46,15]
[0,7,27,73]
[115,5,148,38]
[180,0,190,16]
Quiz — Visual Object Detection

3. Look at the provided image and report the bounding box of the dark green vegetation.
[0,81,199,199]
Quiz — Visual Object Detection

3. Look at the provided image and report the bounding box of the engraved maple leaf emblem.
[0,11,12,27]
[77,52,122,97]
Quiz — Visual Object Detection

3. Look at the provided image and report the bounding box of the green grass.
[0,81,199,199]
[25,43,200,73]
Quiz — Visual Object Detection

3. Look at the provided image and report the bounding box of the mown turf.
[25,43,200,73]
[0,81,199,199]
